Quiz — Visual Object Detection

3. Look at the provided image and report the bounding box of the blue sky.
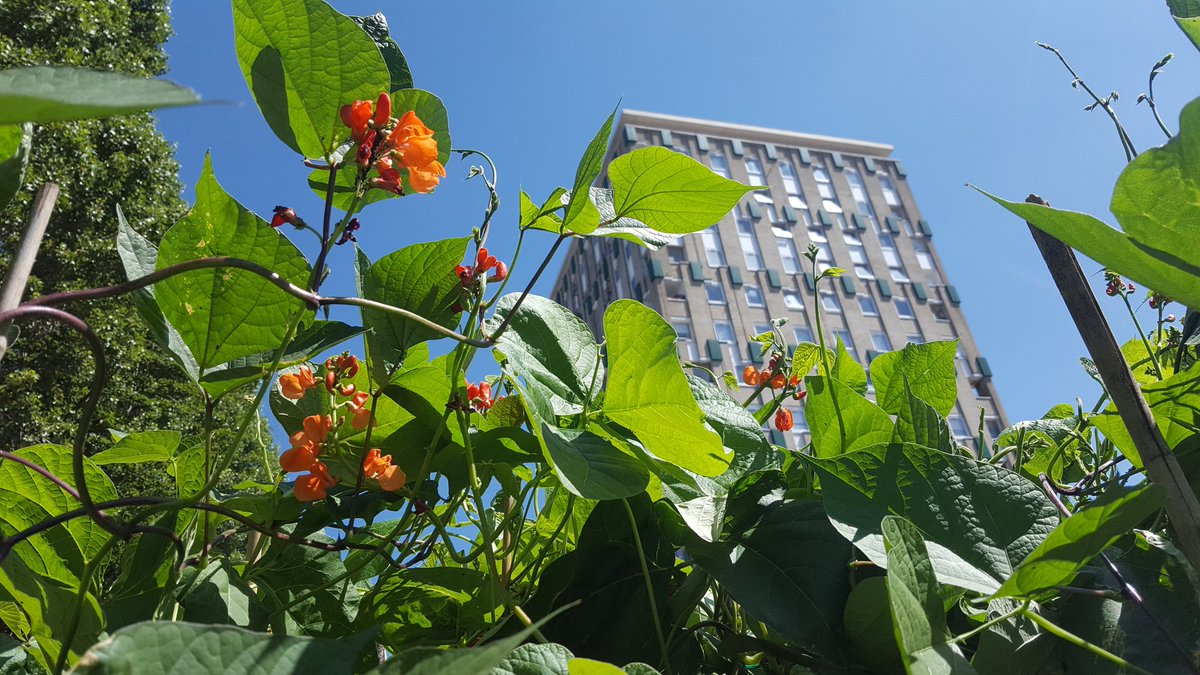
[154,1,1197,426]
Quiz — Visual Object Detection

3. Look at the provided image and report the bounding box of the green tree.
[0,1,266,499]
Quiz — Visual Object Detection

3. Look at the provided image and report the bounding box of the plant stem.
[622,498,672,675]
[1025,610,1154,675]
[1120,292,1163,380]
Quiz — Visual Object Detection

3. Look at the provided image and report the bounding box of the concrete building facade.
[549,110,1008,453]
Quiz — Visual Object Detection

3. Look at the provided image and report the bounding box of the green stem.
[1121,292,1163,380]
[1025,609,1154,675]
[622,498,672,675]
[951,600,1030,644]
[54,537,118,674]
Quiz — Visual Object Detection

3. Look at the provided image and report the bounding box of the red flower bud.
[338,383,356,397]
[325,370,337,393]
[770,374,786,389]
[372,92,391,128]
[270,206,296,229]
[774,408,794,432]
[742,365,759,386]
[488,261,508,282]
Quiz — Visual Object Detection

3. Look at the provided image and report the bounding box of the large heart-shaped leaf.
[871,340,959,417]
[156,155,311,369]
[806,443,1059,594]
[232,0,390,159]
[602,300,729,476]
[804,375,894,457]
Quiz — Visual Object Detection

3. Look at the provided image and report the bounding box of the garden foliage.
[0,2,1199,674]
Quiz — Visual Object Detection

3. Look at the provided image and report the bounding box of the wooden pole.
[0,183,58,364]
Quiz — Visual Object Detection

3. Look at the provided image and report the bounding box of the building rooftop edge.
[619,109,895,157]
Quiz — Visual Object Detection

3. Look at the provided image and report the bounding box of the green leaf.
[893,380,953,453]
[0,444,116,586]
[494,643,573,675]
[0,632,36,675]
[688,500,852,658]
[247,535,362,637]
[232,0,390,159]
[608,146,762,234]
[91,430,181,466]
[602,300,729,476]
[974,187,1200,310]
[882,516,977,675]
[806,443,1059,594]
[831,337,867,394]
[176,559,260,627]
[73,621,372,674]
[562,107,617,234]
[0,123,31,210]
[568,659,627,675]
[0,552,102,671]
[843,577,903,674]
[116,207,200,382]
[996,485,1165,597]
[871,340,959,417]
[351,13,413,91]
[790,341,826,379]
[520,189,565,233]
[1169,0,1200,55]
[156,155,311,369]
[198,319,365,399]
[372,613,558,674]
[104,511,183,631]
[511,375,646,500]
[971,599,1054,675]
[1111,96,1200,269]
[363,567,499,651]
[579,188,677,249]
[487,293,602,415]
[361,238,466,371]
[804,376,894,457]
[0,66,199,124]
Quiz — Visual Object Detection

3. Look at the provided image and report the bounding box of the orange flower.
[289,414,331,449]
[279,440,319,473]
[741,365,759,386]
[362,448,406,492]
[379,110,444,193]
[348,391,372,431]
[294,461,337,502]
[340,100,373,143]
[279,365,318,400]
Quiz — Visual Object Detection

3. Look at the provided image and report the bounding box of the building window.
[705,281,727,305]
[714,320,742,368]
[985,417,1003,439]
[844,166,878,229]
[820,290,842,314]
[666,279,686,301]
[906,332,924,344]
[745,284,765,307]
[895,296,915,319]
[791,406,811,446]
[956,345,973,377]
[913,240,935,270]
[879,171,901,206]
[812,162,842,214]
[858,294,879,316]
[710,151,729,178]
[871,331,893,353]
[745,157,766,186]
[774,227,802,274]
[764,203,781,222]
[737,218,764,271]
[794,326,815,345]
[667,237,687,264]
[833,329,857,358]
[783,289,804,310]
[931,301,951,322]
[877,232,909,282]
[673,319,698,361]
[948,414,972,440]
[701,225,727,267]
[843,232,875,280]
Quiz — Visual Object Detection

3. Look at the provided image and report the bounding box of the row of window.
[774,407,1003,450]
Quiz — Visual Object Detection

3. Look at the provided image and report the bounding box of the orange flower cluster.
[740,365,798,391]
[340,92,446,194]
[466,380,495,412]
[455,247,507,288]
[281,414,337,501]
[361,448,406,492]
[279,365,318,400]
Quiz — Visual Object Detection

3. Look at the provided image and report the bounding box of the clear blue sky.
[153,1,1197,426]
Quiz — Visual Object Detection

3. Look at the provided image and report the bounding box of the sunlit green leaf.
[804,375,894,457]
[91,430,181,466]
[1169,0,1200,56]
[0,66,199,124]
[351,13,413,92]
[0,123,31,210]
[871,340,959,417]
[608,147,761,234]
[156,155,311,369]
[232,0,389,158]
[562,107,617,234]
[996,485,1164,597]
[603,300,729,476]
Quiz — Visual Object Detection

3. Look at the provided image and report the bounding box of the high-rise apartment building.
[549,110,1008,452]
